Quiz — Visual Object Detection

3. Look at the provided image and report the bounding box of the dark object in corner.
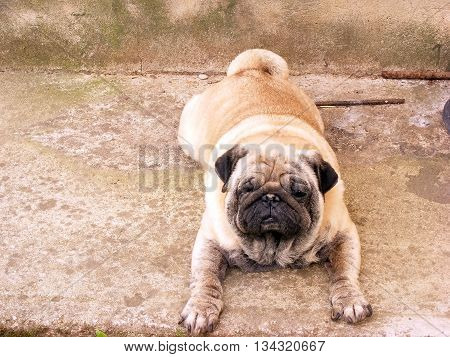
[381,70,450,80]
[315,98,405,107]
[443,99,450,133]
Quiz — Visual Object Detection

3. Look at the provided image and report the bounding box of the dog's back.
[178,49,324,162]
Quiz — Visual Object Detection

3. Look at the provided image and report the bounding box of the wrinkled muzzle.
[236,191,307,240]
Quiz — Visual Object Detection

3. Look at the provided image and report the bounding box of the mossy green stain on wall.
[387,21,447,69]
[190,0,237,35]
[138,0,171,34]
[3,25,81,69]
[106,0,128,49]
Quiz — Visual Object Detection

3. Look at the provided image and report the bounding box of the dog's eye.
[240,181,255,193]
[291,182,308,199]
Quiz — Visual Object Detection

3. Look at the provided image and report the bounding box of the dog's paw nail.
[331,293,372,324]
[179,298,221,334]
[331,310,342,321]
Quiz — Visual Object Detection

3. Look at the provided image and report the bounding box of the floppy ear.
[215,145,248,192]
[310,157,338,195]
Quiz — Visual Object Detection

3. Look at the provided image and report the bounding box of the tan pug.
[177,49,372,334]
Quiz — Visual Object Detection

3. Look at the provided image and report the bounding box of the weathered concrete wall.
[0,0,449,74]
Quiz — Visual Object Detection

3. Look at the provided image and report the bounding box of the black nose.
[262,193,280,205]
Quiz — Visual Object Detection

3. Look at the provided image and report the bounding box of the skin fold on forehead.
[228,149,319,190]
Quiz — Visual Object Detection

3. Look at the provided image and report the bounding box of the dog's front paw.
[330,288,372,323]
[179,296,222,335]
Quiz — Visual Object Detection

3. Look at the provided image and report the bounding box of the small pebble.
[198,73,208,80]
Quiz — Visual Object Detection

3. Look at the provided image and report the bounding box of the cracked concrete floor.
[0,71,449,336]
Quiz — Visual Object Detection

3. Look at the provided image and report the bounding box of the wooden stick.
[315,98,405,107]
[381,70,450,80]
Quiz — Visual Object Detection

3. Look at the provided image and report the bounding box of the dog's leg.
[179,232,228,334]
[325,224,372,323]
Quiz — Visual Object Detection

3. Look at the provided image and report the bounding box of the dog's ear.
[308,155,338,195]
[215,145,248,192]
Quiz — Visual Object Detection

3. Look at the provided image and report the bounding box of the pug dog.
[177,49,372,334]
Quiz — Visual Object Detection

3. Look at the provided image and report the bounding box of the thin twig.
[382,70,450,80]
[315,98,405,107]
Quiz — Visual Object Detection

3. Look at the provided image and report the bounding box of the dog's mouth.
[234,212,303,266]
[235,210,300,238]
[260,217,281,231]
[258,217,290,246]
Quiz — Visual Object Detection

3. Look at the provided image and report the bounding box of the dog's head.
[215,144,338,266]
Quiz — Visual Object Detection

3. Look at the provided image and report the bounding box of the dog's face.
[215,144,338,266]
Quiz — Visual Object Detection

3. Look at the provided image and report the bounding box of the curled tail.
[226,49,289,79]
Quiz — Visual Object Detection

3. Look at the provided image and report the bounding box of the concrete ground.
[0,70,448,336]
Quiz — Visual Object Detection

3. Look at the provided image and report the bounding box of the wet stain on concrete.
[5,254,21,274]
[78,258,101,270]
[406,162,450,204]
[38,199,57,210]
[124,292,145,307]
[18,186,33,193]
